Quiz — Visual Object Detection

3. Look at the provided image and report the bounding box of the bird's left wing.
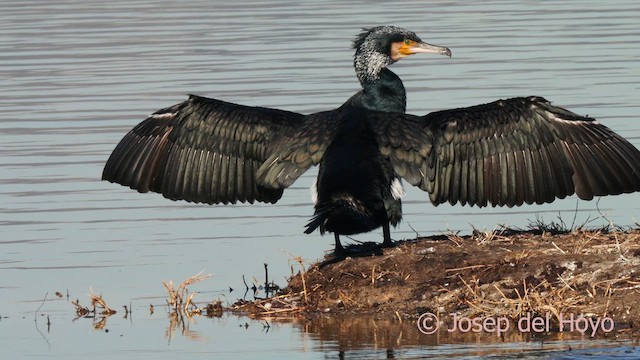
[369,96,640,207]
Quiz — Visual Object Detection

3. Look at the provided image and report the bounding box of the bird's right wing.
[102,95,338,204]
[370,96,640,207]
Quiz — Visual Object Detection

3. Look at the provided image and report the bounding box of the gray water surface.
[1,0,639,358]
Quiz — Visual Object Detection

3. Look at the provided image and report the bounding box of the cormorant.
[103,26,640,255]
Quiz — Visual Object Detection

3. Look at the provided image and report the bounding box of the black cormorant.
[102,26,640,255]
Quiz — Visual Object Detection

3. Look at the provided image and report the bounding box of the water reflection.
[57,294,639,359]
[270,315,634,358]
[295,315,440,349]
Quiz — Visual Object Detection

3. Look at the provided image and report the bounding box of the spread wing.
[370,96,640,207]
[102,95,338,204]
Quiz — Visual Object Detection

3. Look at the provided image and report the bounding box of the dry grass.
[68,272,224,333]
[162,271,212,316]
[71,289,116,318]
[439,226,640,327]
[452,276,611,324]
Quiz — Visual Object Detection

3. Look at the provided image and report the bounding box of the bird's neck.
[350,68,407,113]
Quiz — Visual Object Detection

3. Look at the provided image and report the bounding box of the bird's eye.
[404,39,412,45]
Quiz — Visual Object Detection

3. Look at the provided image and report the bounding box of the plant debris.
[162,271,212,316]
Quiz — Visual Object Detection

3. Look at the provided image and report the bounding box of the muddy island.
[235,224,640,336]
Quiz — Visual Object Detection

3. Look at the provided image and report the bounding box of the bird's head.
[353,26,451,84]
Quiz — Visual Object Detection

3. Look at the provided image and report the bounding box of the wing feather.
[103,95,337,205]
[369,96,640,207]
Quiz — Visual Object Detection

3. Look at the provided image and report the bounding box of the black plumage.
[103,26,640,254]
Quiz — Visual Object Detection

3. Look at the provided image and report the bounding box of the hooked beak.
[410,41,452,57]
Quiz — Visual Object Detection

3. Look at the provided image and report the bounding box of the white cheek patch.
[311,178,318,204]
[391,178,405,200]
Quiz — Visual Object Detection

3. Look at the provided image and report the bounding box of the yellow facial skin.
[391,39,415,61]
[391,39,452,61]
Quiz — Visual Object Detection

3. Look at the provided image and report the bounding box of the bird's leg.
[334,233,344,254]
[382,222,393,247]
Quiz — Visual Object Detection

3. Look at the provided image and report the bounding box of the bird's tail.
[304,202,333,235]
[304,196,374,235]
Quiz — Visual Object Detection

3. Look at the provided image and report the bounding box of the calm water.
[1,0,640,358]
